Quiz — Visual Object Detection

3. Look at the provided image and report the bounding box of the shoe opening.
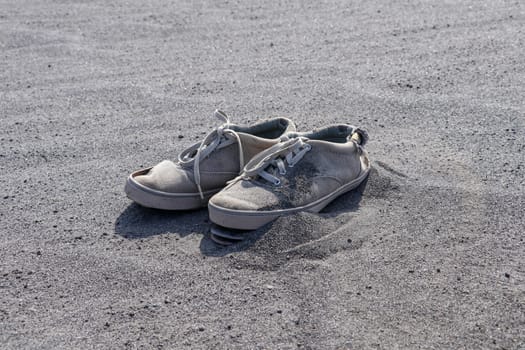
[237,118,291,139]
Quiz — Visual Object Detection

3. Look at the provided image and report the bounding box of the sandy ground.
[1,0,524,349]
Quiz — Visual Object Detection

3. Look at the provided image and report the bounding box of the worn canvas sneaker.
[208,124,370,230]
[125,110,296,210]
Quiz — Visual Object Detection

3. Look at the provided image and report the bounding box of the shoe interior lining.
[235,118,289,139]
[288,125,353,144]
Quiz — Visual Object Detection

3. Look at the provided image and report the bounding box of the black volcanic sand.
[1,1,524,349]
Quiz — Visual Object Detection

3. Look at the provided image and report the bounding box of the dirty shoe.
[125,110,296,210]
[208,124,370,229]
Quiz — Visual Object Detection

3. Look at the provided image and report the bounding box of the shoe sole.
[125,168,221,210]
[210,233,238,245]
[210,224,247,241]
[208,152,370,230]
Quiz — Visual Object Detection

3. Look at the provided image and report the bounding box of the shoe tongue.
[261,142,299,175]
[265,163,279,176]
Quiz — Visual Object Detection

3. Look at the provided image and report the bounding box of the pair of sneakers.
[125,110,370,233]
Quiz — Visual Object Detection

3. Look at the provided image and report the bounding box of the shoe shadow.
[114,203,208,239]
[198,172,370,257]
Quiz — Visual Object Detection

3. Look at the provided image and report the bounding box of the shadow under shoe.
[115,203,208,239]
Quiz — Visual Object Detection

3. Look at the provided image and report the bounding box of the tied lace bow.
[178,110,245,199]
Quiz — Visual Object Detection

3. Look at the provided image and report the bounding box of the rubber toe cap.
[209,192,259,211]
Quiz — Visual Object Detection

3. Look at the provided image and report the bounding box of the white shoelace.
[240,137,311,186]
[178,110,244,199]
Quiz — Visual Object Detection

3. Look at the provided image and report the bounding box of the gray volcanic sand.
[1,0,524,349]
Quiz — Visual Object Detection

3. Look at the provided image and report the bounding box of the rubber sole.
[208,153,370,230]
[124,168,221,210]
[210,224,254,245]
[210,233,237,245]
[210,224,247,241]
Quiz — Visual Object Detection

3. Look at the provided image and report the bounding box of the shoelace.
[240,137,311,186]
[178,110,244,199]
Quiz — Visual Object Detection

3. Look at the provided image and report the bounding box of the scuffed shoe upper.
[209,124,368,211]
[133,111,296,195]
